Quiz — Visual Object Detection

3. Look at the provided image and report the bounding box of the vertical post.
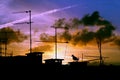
[55,27,57,59]
[51,26,68,59]
[5,31,7,56]
[96,38,103,65]
[99,39,103,65]
[29,10,32,53]
[26,10,32,53]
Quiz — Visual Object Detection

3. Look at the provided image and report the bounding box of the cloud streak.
[0,5,77,29]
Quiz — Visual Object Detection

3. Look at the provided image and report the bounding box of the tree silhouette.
[0,27,28,56]
[73,29,94,46]
[53,18,71,42]
[80,11,116,65]
[0,27,28,44]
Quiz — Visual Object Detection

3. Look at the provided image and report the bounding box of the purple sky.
[0,0,120,33]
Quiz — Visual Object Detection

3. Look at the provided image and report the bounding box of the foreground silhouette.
[0,52,119,80]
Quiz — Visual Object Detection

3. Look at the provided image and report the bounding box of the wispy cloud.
[0,5,77,29]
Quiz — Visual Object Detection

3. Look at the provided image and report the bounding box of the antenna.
[13,10,32,53]
[35,40,68,59]
[51,26,69,59]
[35,26,69,59]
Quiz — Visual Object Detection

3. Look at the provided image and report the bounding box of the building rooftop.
[26,52,44,56]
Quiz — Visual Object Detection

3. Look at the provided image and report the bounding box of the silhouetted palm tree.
[80,11,116,65]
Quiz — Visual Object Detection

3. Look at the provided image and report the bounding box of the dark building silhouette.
[25,52,44,64]
[0,52,44,64]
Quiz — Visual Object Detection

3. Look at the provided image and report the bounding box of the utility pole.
[13,10,32,53]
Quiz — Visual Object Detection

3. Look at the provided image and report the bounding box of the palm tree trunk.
[96,38,103,65]
[99,39,103,65]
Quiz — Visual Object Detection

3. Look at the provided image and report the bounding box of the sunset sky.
[0,0,120,65]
